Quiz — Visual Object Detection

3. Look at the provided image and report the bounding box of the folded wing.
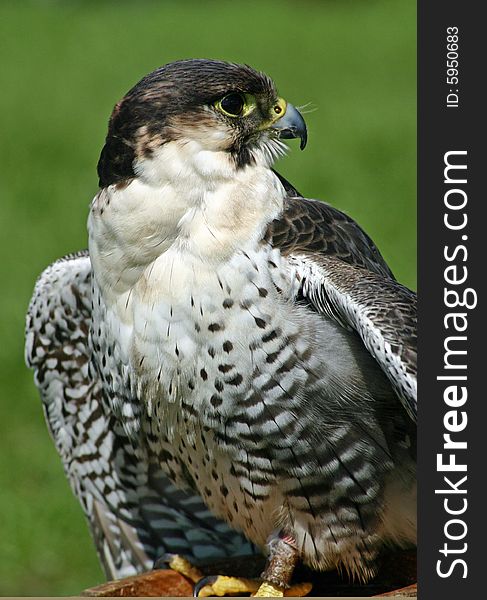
[25,252,254,580]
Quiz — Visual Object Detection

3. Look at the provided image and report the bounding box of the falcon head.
[97,59,307,188]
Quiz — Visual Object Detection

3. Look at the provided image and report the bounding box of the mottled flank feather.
[25,252,254,580]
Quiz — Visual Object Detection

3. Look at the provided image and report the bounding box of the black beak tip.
[278,125,308,150]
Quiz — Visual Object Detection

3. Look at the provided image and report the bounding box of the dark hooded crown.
[97,59,276,188]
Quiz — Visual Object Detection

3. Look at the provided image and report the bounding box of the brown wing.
[264,187,416,421]
[265,191,395,279]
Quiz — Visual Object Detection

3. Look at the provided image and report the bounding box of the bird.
[25,59,416,596]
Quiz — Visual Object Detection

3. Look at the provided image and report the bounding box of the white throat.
[88,139,286,298]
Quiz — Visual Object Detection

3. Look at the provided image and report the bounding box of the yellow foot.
[156,553,204,583]
[195,575,260,596]
[156,553,312,597]
[253,581,284,597]
[194,575,312,597]
[253,580,312,597]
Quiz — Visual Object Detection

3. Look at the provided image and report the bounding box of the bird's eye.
[216,93,245,117]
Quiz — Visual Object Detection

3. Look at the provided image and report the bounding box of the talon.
[194,575,218,597]
[153,552,179,570]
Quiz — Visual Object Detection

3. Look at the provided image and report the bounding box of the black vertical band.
[419,1,484,598]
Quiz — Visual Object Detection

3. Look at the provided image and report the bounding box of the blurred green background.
[0,0,415,595]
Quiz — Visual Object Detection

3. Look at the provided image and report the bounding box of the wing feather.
[25,252,253,580]
[265,193,395,279]
[265,192,416,422]
[291,254,417,422]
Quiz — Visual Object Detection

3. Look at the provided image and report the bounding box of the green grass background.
[0,0,416,595]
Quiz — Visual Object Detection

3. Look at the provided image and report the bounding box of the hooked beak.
[271,102,307,150]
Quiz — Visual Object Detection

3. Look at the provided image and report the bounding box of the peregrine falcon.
[25,59,416,595]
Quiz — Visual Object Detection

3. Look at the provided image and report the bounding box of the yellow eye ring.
[215,92,256,118]
[217,93,244,116]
